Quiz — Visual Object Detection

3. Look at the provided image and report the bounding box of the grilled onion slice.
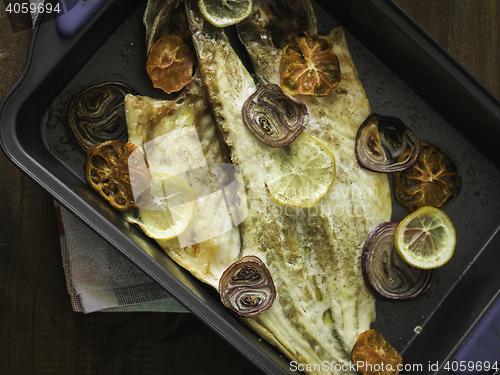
[219,255,276,317]
[361,222,434,302]
[356,114,420,173]
[67,82,136,153]
[242,84,308,147]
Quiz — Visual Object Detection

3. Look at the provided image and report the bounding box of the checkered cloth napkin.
[55,203,188,313]
[30,2,187,314]
[54,203,188,313]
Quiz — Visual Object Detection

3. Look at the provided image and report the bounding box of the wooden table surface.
[1,1,499,374]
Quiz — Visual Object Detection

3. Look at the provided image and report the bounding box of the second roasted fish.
[185,0,391,373]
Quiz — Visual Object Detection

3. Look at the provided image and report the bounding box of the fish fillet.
[125,71,242,288]
[185,0,392,373]
[237,0,393,350]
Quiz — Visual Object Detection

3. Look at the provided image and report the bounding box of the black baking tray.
[2,0,500,374]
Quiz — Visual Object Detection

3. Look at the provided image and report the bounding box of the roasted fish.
[129,0,392,373]
[237,0,393,351]
[125,71,243,288]
[185,0,391,372]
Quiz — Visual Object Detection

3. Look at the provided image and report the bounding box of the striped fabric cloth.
[55,202,188,313]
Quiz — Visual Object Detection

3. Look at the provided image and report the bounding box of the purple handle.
[55,0,109,39]
[449,296,500,375]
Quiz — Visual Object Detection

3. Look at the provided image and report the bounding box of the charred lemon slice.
[395,206,456,269]
[394,142,458,212]
[124,173,195,240]
[280,32,340,97]
[263,132,336,208]
[86,140,150,211]
[198,0,253,28]
[352,329,403,375]
[146,34,195,94]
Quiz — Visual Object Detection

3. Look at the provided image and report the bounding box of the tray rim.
[2,0,500,374]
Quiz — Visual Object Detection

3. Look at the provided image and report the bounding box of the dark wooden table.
[1,1,499,374]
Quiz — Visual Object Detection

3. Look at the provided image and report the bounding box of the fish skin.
[237,0,392,351]
[236,0,317,86]
[186,0,391,373]
[143,0,188,54]
[237,0,317,50]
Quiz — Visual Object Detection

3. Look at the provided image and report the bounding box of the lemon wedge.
[124,173,195,240]
[395,206,456,269]
[263,132,336,208]
[198,0,253,28]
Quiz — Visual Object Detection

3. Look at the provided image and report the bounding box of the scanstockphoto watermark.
[289,361,359,373]
[247,184,382,220]
[290,360,427,373]
[125,126,386,247]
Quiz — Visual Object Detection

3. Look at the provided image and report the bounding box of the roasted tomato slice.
[394,142,458,212]
[146,34,195,94]
[280,31,340,97]
[352,329,403,375]
[86,140,150,211]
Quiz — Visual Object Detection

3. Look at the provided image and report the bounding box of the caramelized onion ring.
[242,84,308,147]
[356,114,420,173]
[67,82,136,153]
[361,222,434,302]
[219,255,276,317]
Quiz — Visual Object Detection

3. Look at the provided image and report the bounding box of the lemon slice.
[263,132,336,208]
[198,0,253,28]
[395,206,456,269]
[124,173,195,240]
